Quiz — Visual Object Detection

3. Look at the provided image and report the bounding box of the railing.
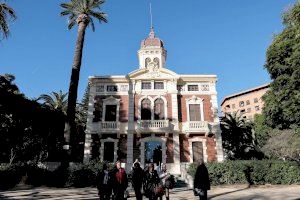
[137,120,169,129]
[100,121,119,130]
[183,121,209,133]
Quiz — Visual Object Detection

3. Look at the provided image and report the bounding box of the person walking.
[193,159,210,200]
[97,163,112,200]
[112,161,128,200]
[131,161,145,200]
[143,163,162,200]
[159,164,173,200]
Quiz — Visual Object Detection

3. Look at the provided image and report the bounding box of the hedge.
[0,160,105,190]
[188,160,300,185]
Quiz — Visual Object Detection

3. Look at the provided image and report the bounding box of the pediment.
[127,67,179,80]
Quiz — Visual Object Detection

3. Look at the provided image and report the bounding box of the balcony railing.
[182,121,209,133]
[137,120,169,130]
[100,121,119,131]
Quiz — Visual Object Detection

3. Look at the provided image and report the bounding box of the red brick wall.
[180,134,190,162]
[179,133,217,162]
[177,95,213,122]
[166,134,174,163]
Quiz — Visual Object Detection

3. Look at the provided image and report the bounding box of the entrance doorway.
[103,142,114,162]
[192,141,203,163]
[145,141,162,166]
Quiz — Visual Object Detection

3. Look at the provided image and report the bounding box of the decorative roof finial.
[149,2,155,38]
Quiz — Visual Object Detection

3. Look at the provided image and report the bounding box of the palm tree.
[38,90,68,115]
[0,1,17,39]
[60,0,107,155]
[220,112,255,159]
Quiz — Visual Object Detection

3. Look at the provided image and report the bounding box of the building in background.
[84,28,224,175]
[221,83,270,120]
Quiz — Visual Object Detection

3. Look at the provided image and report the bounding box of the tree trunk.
[66,14,88,160]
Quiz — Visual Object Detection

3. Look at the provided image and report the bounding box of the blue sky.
[0,0,296,105]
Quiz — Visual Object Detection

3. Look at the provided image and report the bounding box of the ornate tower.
[138,28,167,69]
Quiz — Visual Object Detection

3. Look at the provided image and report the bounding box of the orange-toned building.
[84,28,224,174]
[221,84,270,120]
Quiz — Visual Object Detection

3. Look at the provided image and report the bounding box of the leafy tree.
[253,114,272,148]
[221,112,263,160]
[38,90,68,115]
[60,0,107,157]
[263,1,300,129]
[0,74,65,163]
[262,129,300,162]
[0,1,17,39]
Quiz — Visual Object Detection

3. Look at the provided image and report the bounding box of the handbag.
[124,189,130,199]
[193,188,204,196]
[154,185,165,197]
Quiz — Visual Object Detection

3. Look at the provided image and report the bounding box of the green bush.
[188,160,300,185]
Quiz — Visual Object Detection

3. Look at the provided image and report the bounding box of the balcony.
[100,121,119,131]
[182,121,209,134]
[137,120,170,132]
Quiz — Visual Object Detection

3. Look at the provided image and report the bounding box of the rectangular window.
[189,104,201,121]
[188,85,199,91]
[246,100,250,105]
[154,82,164,89]
[241,109,245,113]
[105,105,117,121]
[107,85,118,92]
[201,84,210,91]
[177,85,184,91]
[254,98,259,103]
[255,106,260,111]
[142,82,151,90]
[239,101,245,107]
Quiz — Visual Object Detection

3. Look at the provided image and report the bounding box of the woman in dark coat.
[97,163,112,200]
[143,163,161,200]
[130,162,145,200]
[193,159,210,200]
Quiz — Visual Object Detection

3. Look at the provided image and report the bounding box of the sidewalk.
[0,185,299,200]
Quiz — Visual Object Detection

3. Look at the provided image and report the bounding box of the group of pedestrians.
[97,160,174,200]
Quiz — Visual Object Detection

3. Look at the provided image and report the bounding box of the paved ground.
[0,185,299,200]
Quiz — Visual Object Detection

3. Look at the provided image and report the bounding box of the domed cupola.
[140,28,164,48]
[138,27,167,69]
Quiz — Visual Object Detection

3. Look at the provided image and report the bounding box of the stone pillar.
[210,93,224,162]
[84,82,96,163]
[84,133,92,163]
[172,133,181,174]
[126,132,134,172]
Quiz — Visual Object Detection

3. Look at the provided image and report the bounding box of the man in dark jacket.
[97,163,112,200]
[112,161,128,200]
[130,162,144,200]
[193,159,210,200]
[143,163,161,200]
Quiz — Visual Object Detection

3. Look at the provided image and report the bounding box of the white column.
[171,93,179,130]
[83,133,92,163]
[172,133,181,174]
[126,132,134,172]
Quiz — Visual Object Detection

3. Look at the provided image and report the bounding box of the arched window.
[141,98,151,120]
[153,57,160,68]
[145,57,151,68]
[154,98,165,120]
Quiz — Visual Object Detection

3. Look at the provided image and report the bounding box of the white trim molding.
[100,137,119,163]
[139,135,167,168]
[188,137,208,163]
[102,96,121,122]
[185,95,204,121]
[138,95,168,120]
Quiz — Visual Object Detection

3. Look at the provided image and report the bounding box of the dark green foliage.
[0,2,17,39]
[220,113,263,160]
[0,74,65,163]
[253,114,272,148]
[0,160,105,189]
[263,2,300,129]
[188,160,300,186]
